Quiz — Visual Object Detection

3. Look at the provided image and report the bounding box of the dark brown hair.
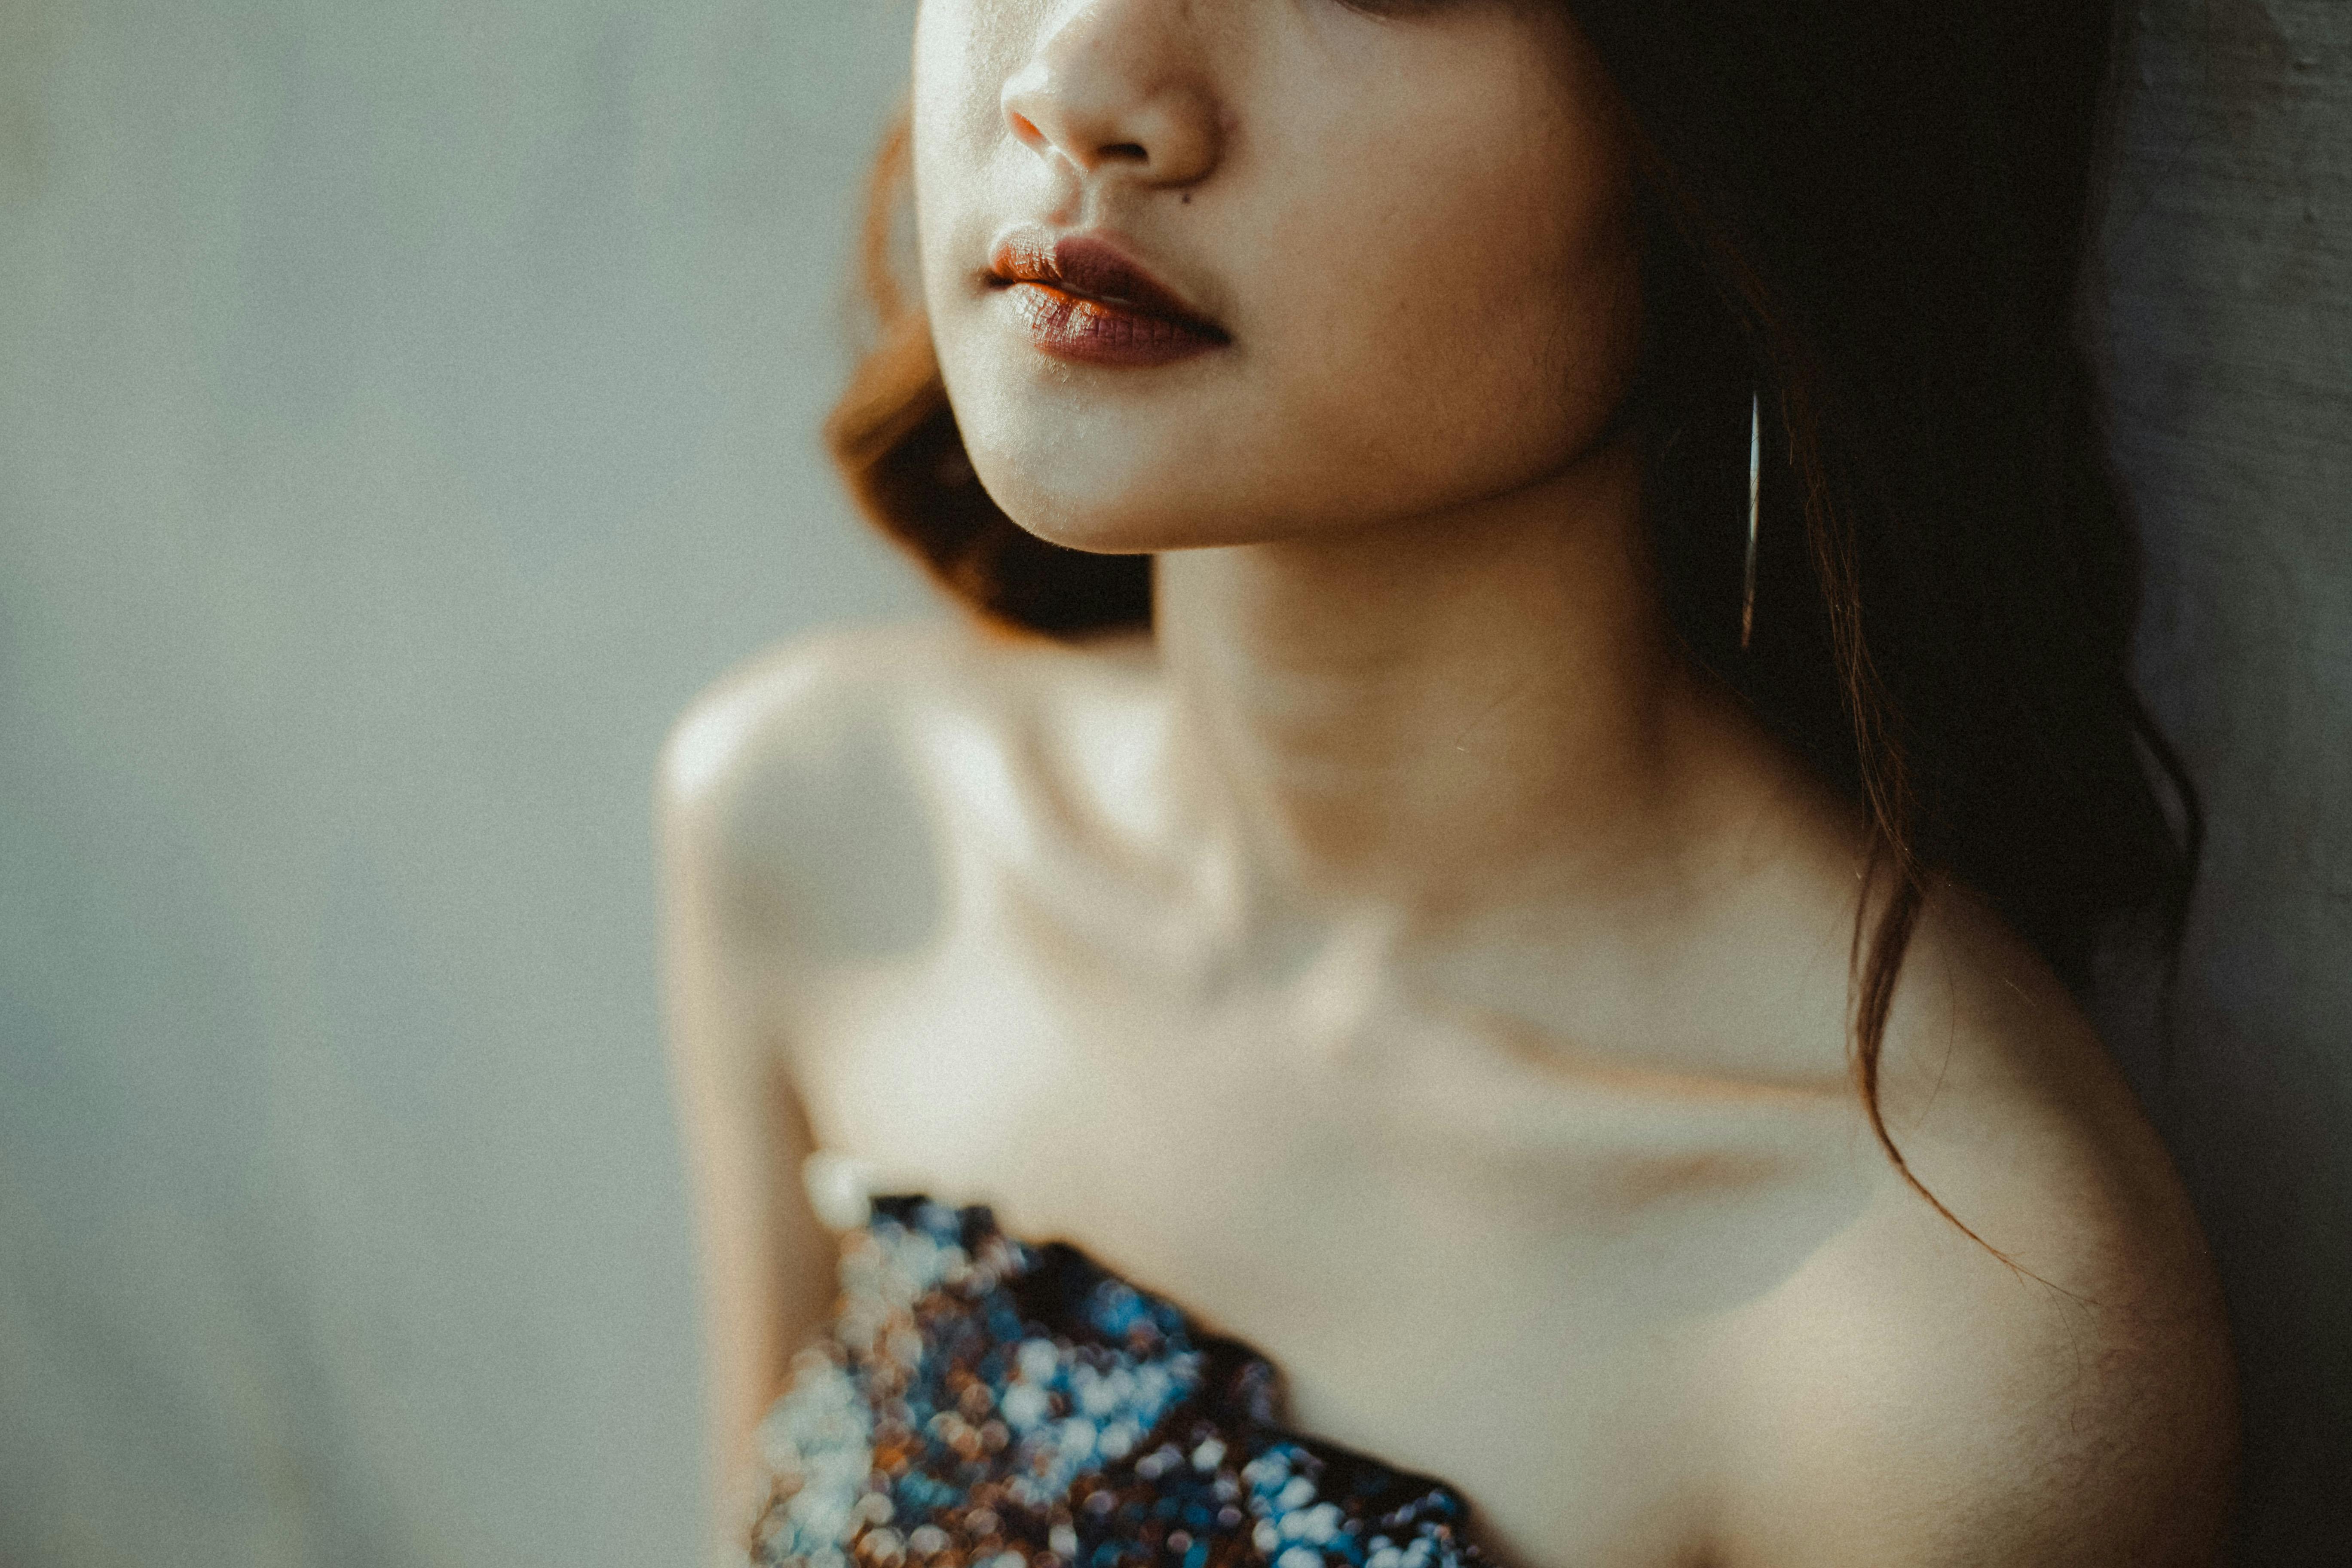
[824,2,2197,1241]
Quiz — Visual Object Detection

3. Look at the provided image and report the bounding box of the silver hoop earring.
[1740,390,1761,651]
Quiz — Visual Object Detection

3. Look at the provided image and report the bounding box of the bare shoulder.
[657,618,998,977]
[660,616,986,812]
[658,616,1159,975]
[1704,890,2238,1567]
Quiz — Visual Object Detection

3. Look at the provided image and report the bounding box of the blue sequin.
[745,1201,1484,1568]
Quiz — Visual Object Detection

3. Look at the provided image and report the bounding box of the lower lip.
[1000,281,1227,368]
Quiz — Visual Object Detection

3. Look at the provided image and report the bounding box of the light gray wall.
[2089,2,2352,1561]
[0,3,931,1565]
[0,1,2343,1565]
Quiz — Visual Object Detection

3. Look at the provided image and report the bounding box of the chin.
[963,435,1269,557]
[980,480,1218,557]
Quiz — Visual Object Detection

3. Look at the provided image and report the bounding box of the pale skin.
[659,2,2239,1565]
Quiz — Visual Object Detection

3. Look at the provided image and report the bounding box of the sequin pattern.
[747,1199,1484,1568]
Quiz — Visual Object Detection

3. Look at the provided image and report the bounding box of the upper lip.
[987,229,1228,339]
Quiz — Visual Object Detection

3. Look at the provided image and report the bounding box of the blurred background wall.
[0,3,932,1563]
[0,1,2342,1565]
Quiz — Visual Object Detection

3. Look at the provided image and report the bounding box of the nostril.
[1101,142,1148,163]
[1008,111,1048,150]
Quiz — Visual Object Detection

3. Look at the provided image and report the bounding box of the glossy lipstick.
[988,232,1229,368]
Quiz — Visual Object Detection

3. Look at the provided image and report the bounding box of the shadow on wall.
[2087,1,2352,1562]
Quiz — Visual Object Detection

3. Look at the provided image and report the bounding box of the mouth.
[986,230,1230,367]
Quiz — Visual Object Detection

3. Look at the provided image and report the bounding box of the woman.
[661,2,2237,1563]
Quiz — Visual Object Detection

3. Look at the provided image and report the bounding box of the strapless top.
[743,1195,1485,1568]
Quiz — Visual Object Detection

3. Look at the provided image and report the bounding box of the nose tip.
[1000,22,1219,189]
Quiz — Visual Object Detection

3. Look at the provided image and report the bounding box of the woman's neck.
[1153,442,1741,931]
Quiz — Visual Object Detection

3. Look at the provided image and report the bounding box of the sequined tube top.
[744,1197,1485,1568]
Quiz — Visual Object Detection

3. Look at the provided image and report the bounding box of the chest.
[781,903,1865,1568]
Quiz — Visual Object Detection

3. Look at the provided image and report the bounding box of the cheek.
[911,8,985,202]
[910,0,1017,304]
[1252,67,1641,500]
